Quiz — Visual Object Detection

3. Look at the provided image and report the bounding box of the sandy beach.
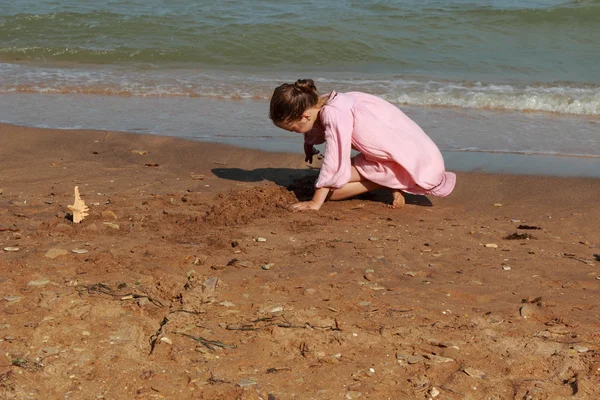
[1,123,599,399]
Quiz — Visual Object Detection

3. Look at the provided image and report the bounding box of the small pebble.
[160,337,173,345]
[426,354,455,363]
[203,277,218,291]
[485,243,498,248]
[368,237,378,241]
[345,391,362,399]
[72,249,89,254]
[407,355,425,364]
[3,247,19,252]
[27,279,50,287]
[430,387,440,398]
[364,269,375,274]
[137,297,149,307]
[464,367,486,379]
[255,237,267,242]
[4,296,22,303]
[573,345,589,353]
[502,266,511,271]
[262,263,274,270]
[260,305,284,314]
[236,379,257,387]
[520,304,536,318]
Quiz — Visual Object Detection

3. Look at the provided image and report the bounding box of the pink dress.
[304,91,456,197]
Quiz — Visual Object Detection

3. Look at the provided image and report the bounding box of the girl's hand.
[289,200,322,211]
[290,188,329,212]
[303,143,320,164]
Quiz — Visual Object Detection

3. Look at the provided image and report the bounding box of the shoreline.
[2,91,600,161]
[1,123,600,399]
[442,150,600,178]
[2,122,600,179]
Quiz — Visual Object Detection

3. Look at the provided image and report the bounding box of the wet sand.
[1,123,599,399]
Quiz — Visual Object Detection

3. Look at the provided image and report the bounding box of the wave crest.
[1,64,599,116]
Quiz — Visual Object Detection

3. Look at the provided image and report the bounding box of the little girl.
[269,79,456,211]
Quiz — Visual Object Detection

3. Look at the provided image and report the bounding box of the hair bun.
[293,79,317,93]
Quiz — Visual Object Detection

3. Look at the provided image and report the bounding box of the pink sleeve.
[315,107,354,189]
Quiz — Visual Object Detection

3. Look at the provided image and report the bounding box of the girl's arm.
[289,187,330,211]
[291,101,353,211]
[313,106,353,189]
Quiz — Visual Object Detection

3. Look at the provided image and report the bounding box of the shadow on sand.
[212,167,316,187]
[211,167,432,207]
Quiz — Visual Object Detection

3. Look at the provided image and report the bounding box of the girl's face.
[277,109,318,134]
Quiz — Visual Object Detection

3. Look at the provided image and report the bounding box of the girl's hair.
[269,79,319,124]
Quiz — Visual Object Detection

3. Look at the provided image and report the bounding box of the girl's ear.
[302,112,311,121]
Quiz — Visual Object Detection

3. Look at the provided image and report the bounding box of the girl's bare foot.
[391,190,405,208]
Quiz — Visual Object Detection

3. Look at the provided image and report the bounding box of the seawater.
[1,0,599,165]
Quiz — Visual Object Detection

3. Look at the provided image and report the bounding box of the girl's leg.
[328,167,382,201]
[327,166,406,207]
[328,181,381,201]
